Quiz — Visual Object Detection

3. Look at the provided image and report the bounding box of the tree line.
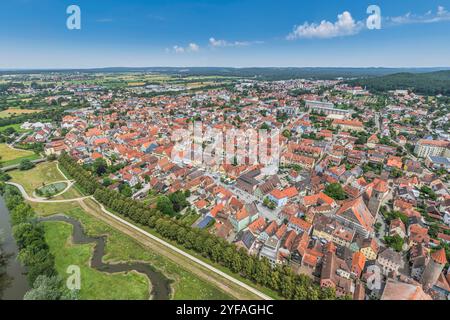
[59,153,340,300]
[0,183,77,300]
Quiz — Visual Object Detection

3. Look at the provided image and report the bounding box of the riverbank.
[0,196,30,300]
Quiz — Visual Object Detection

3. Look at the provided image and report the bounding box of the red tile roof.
[431,248,447,265]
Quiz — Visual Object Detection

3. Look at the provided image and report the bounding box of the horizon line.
[2,66,450,71]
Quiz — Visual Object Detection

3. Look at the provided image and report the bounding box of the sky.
[1,0,450,68]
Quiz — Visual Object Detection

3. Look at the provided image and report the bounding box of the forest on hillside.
[350,71,450,96]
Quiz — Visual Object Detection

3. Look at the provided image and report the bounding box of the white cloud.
[168,43,200,54]
[437,6,447,16]
[386,6,450,25]
[188,43,200,52]
[287,11,364,40]
[173,45,185,53]
[209,37,263,47]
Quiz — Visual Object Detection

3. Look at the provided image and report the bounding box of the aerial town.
[2,0,450,308]
[1,70,449,301]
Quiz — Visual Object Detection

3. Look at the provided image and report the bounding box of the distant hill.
[350,70,450,96]
[2,67,450,81]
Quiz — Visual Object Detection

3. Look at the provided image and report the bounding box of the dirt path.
[6,182,91,203]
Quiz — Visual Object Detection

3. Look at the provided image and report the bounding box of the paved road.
[1,158,46,172]
[9,166,273,300]
[6,182,91,203]
[375,112,381,133]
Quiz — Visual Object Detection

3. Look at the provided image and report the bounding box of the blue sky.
[1,0,450,68]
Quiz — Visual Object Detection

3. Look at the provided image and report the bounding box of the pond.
[35,182,68,197]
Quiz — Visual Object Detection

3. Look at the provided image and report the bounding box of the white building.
[415,139,450,158]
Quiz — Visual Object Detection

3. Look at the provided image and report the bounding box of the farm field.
[0,108,42,118]
[0,143,39,166]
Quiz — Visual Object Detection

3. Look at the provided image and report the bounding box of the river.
[0,196,30,300]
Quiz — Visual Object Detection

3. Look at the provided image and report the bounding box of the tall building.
[305,100,352,119]
[421,248,447,289]
[414,139,450,158]
[367,179,389,218]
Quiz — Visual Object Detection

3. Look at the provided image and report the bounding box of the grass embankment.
[0,143,39,166]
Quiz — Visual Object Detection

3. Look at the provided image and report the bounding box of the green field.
[0,143,39,166]
[44,220,151,300]
[67,204,232,300]
[8,161,65,194]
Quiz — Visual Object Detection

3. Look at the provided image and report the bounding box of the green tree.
[19,159,35,171]
[156,196,176,217]
[10,203,34,225]
[384,235,404,252]
[24,275,77,300]
[324,183,346,200]
[282,129,291,139]
[169,191,188,212]
[93,158,108,176]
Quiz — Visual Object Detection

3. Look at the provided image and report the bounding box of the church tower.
[367,179,388,218]
[421,248,447,290]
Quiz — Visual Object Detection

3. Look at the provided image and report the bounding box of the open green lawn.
[9,161,65,194]
[52,185,83,200]
[0,143,39,166]
[30,201,82,216]
[80,200,269,300]
[43,220,150,300]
